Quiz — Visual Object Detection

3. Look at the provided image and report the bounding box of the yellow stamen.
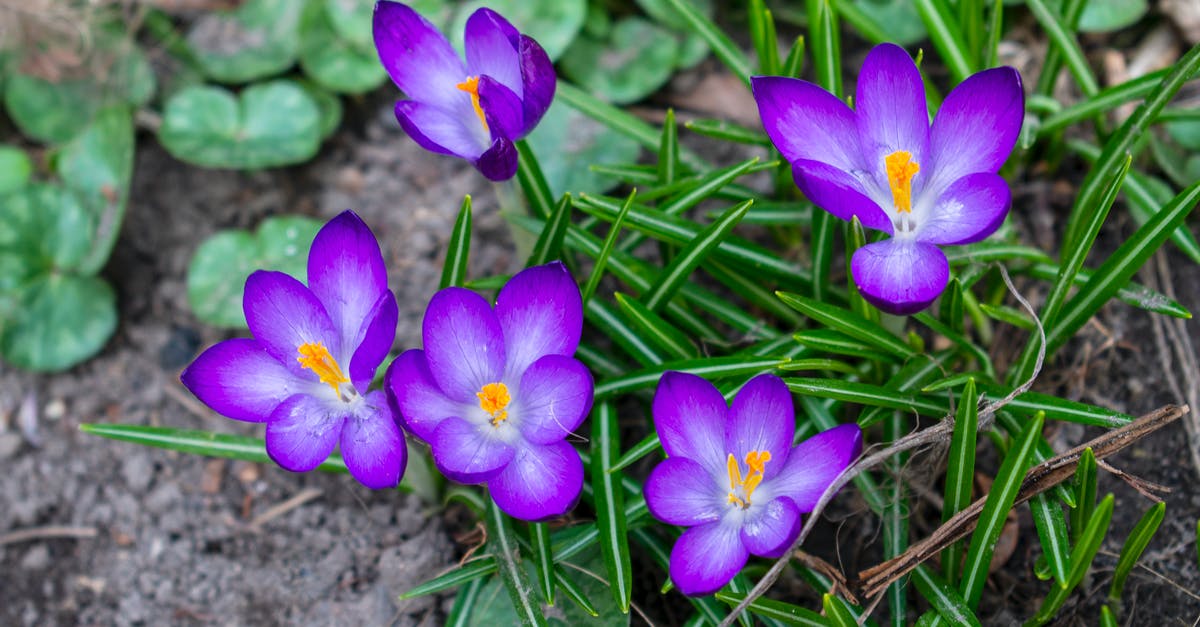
[297,342,350,395]
[477,382,511,426]
[884,150,921,214]
[456,76,489,133]
[726,450,772,509]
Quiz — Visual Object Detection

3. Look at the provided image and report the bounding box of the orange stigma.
[726,450,772,509]
[477,382,511,426]
[456,76,489,133]
[884,150,920,214]
[297,342,350,395]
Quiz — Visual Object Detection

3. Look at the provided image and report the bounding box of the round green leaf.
[1166,118,1200,150]
[187,215,323,328]
[0,184,93,287]
[853,0,927,45]
[1078,0,1148,32]
[634,0,714,32]
[300,0,387,93]
[0,146,32,195]
[159,81,323,169]
[57,106,134,274]
[297,80,344,139]
[4,76,94,143]
[186,0,302,83]
[450,0,585,62]
[525,98,642,197]
[0,274,117,372]
[324,0,375,48]
[560,17,679,105]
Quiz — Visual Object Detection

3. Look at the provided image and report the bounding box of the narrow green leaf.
[1038,67,1175,134]
[1100,605,1118,627]
[786,378,944,415]
[441,196,472,289]
[749,0,781,75]
[912,312,995,380]
[983,0,1003,67]
[794,329,901,362]
[662,0,754,84]
[445,575,486,627]
[1029,493,1071,586]
[706,260,804,327]
[631,528,728,624]
[975,383,1132,428]
[552,566,599,617]
[884,412,910,627]
[715,591,827,626]
[530,522,556,606]
[596,356,791,399]
[801,395,888,513]
[811,211,835,302]
[807,0,842,96]
[399,558,498,599]
[777,358,859,374]
[643,200,753,312]
[1071,448,1098,542]
[980,303,1036,330]
[783,34,806,78]
[684,118,772,146]
[823,594,858,627]
[1026,262,1190,319]
[912,565,982,627]
[844,217,877,323]
[515,140,554,220]
[580,189,635,306]
[615,292,698,360]
[939,277,965,335]
[914,0,973,82]
[960,412,1045,609]
[611,432,661,474]
[942,379,978,582]
[1109,501,1166,601]
[777,291,916,360]
[660,157,763,217]
[1034,0,1087,96]
[557,82,705,168]
[1028,495,1115,626]
[1026,0,1099,97]
[590,403,632,613]
[586,298,665,366]
[486,498,547,626]
[658,108,679,185]
[526,193,572,267]
[831,0,890,44]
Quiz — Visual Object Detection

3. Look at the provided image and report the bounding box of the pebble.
[44,398,66,420]
[121,455,154,493]
[20,545,50,570]
[0,432,22,460]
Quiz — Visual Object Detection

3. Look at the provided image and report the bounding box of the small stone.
[44,398,66,420]
[0,432,22,460]
[122,455,154,492]
[20,545,50,570]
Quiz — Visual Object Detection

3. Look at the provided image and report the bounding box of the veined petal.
[243,270,340,372]
[929,67,1024,184]
[422,286,506,402]
[432,417,515,484]
[340,391,406,489]
[394,100,488,160]
[386,349,460,441]
[265,394,345,473]
[850,239,949,315]
[669,521,748,596]
[855,43,931,185]
[653,371,728,475]
[348,290,398,389]
[917,172,1011,245]
[307,211,389,363]
[791,159,893,234]
[477,75,525,140]
[373,0,467,112]
[751,75,864,172]
[181,338,297,422]
[488,439,584,521]
[495,261,583,378]
[464,8,523,97]
[740,497,801,558]
[517,35,555,136]
[645,456,723,526]
[474,134,518,181]
[727,374,794,480]
[770,423,862,512]
[515,354,593,445]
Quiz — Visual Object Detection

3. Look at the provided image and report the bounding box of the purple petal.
[653,371,728,474]
[488,439,583,521]
[517,35,555,136]
[929,67,1024,184]
[669,521,748,596]
[855,44,931,188]
[474,135,518,181]
[386,349,461,441]
[751,75,864,172]
[348,290,398,389]
[515,354,593,445]
[464,8,523,97]
[265,394,345,472]
[373,0,467,112]
[243,270,340,372]
[495,261,583,378]
[791,159,893,234]
[181,339,297,422]
[307,211,389,361]
[727,374,794,481]
[340,391,406,489]
[917,172,1011,245]
[422,286,506,402]
[770,424,862,512]
[394,100,488,160]
[644,456,723,526]
[850,239,949,315]
[478,75,525,139]
[432,417,515,484]
[740,497,801,558]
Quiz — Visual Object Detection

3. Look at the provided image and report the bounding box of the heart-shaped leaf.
[187,215,323,328]
[853,0,927,45]
[450,0,585,62]
[0,184,93,290]
[297,80,344,139]
[299,0,387,93]
[0,273,117,372]
[525,98,642,197]
[57,106,134,274]
[159,81,323,169]
[186,0,302,83]
[560,17,680,105]
[324,0,375,48]
[0,146,32,195]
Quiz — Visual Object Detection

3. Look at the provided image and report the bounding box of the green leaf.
[595,356,791,399]
[0,274,116,371]
[715,591,827,626]
[659,109,679,185]
[807,0,843,96]
[530,522,556,606]
[186,215,323,327]
[1108,501,1166,602]
[1029,493,1071,586]
[912,565,982,627]
[614,293,697,360]
[446,576,487,627]
[793,329,901,362]
[591,403,632,614]
[581,190,635,306]
[1073,0,1148,32]
[1028,495,1115,625]
[776,291,916,360]
[486,500,548,627]
[451,0,585,61]
[1026,0,1099,97]
[848,0,926,44]
[159,81,323,169]
[298,0,387,93]
[823,594,859,627]
[787,378,944,415]
[660,0,753,84]
[324,0,375,47]
[525,99,643,198]
[556,82,705,168]
[441,196,473,289]
[527,194,573,267]
[1070,448,1098,542]
[560,18,680,105]
[914,0,973,82]
[0,146,31,195]
[0,184,93,285]
[186,0,301,83]
[942,379,978,582]
[4,76,95,144]
[1100,605,1118,627]
[684,118,771,146]
[642,200,752,312]
[297,79,345,139]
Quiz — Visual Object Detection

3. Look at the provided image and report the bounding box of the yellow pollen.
[297,342,350,395]
[456,76,489,133]
[884,150,921,213]
[727,450,772,509]
[477,382,511,426]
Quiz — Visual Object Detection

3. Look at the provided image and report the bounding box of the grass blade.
[615,292,698,360]
[526,193,573,267]
[515,140,553,219]
[1108,501,1166,602]
[580,189,636,306]
[1029,493,1071,586]
[595,356,791,399]
[399,558,498,599]
[715,591,827,626]
[1025,0,1099,96]
[912,565,982,627]
[529,522,555,606]
[445,575,486,627]
[658,108,679,185]
[807,0,843,96]
[557,82,705,168]
[662,0,754,84]
[586,298,665,367]
[642,200,753,312]
[777,291,917,360]
[591,402,632,613]
[1028,495,1115,626]
[441,196,472,289]
[1033,0,1086,96]
[684,118,772,146]
[1071,447,1098,542]
[552,566,599,617]
[942,379,978,582]
[914,0,973,82]
[486,498,547,626]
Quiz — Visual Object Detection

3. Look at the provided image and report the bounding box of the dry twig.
[0,525,98,546]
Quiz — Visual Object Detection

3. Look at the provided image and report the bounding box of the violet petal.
[488,439,584,521]
[644,456,723,526]
[348,290,398,390]
[494,261,583,378]
[791,158,894,234]
[929,67,1024,185]
[515,354,593,445]
[422,286,506,402]
[477,75,525,140]
[464,8,523,97]
[180,338,297,423]
[385,349,460,441]
[394,100,488,160]
[243,270,340,372]
[751,75,864,172]
[517,35,555,137]
[850,239,949,315]
[431,417,515,484]
[855,43,931,186]
[770,423,862,512]
[473,134,519,181]
[669,521,748,596]
[340,391,406,489]
[265,394,345,472]
[653,371,728,475]
[739,496,801,558]
[918,172,1011,245]
[373,0,467,112]
[726,373,794,480]
[307,211,390,362]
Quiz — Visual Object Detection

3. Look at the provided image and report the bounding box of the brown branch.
[855,403,1187,598]
[0,525,98,546]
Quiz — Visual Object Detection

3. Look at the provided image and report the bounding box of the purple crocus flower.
[753,43,1024,314]
[386,262,593,521]
[181,211,405,489]
[372,1,555,181]
[644,372,862,596]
